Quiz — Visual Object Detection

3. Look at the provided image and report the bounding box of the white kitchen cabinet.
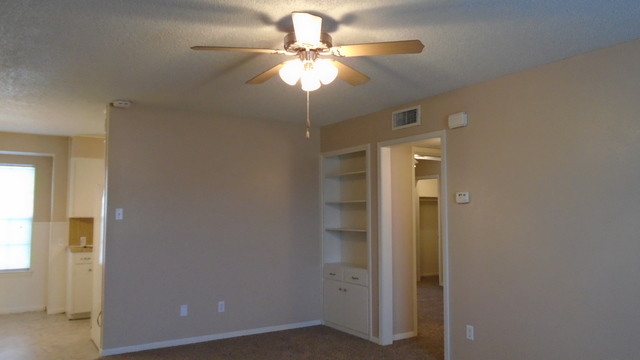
[67,158,105,218]
[66,251,93,319]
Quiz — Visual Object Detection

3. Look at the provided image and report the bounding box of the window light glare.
[0,165,35,271]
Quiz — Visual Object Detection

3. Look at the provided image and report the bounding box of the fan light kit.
[192,11,424,136]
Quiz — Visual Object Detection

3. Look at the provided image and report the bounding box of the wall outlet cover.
[456,192,470,204]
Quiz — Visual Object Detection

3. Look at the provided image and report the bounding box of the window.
[0,164,36,272]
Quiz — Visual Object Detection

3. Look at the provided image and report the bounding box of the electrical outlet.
[456,192,471,204]
[115,208,124,220]
[218,301,225,313]
[180,304,188,317]
[466,325,474,340]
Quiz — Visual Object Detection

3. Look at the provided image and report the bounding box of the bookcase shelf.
[321,145,371,340]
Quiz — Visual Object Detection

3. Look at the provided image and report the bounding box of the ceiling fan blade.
[246,63,285,84]
[191,46,286,55]
[331,40,424,57]
[333,61,370,86]
[292,12,322,46]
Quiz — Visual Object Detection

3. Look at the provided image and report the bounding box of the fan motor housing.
[284,32,333,53]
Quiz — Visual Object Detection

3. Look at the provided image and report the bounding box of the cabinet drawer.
[343,267,368,286]
[323,263,343,280]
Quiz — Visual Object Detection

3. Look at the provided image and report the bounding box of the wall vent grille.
[392,106,421,130]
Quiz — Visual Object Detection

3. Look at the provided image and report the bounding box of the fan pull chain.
[305,91,311,139]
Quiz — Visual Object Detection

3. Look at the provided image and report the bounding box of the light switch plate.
[456,192,470,204]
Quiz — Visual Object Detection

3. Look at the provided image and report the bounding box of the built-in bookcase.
[321,145,371,339]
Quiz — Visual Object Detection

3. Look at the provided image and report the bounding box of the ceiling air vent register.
[392,106,421,130]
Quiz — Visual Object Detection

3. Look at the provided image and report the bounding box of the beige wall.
[321,38,640,359]
[70,136,105,159]
[418,199,439,277]
[103,106,321,350]
[417,179,440,277]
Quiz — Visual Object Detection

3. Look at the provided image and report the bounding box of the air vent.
[392,106,421,130]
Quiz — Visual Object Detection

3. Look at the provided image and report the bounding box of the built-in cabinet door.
[72,263,93,313]
[342,283,368,334]
[323,278,368,334]
[323,279,343,325]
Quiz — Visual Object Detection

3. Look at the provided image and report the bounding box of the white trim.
[393,331,417,341]
[378,146,394,346]
[46,307,65,315]
[411,148,419,339]
[440,134,451,360]
[365,145,373,339]
[323,321,369,341]
[100,320,322,356]
[377,130,451,360]
[416,174,440,181]
[0,270,34,277]
[320,144,369,158]
[0,305,45,314]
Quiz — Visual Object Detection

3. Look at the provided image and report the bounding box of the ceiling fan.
[191,12,425,92]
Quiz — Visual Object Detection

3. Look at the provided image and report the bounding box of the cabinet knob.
[351,276,359,280]
[329,272,336,276]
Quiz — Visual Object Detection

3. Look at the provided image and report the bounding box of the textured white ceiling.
[1,0,639,135]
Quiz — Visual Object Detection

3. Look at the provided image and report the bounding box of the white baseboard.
[322,321,369,341]
[393,330,417,341]
[0,305,45,315]
[101,320,322,356]
[46,307,65,315]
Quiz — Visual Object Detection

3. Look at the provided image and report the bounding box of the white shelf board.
[325,170,366,178]
[324,227,368,233]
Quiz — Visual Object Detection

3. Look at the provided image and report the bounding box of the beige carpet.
[105,277,443,360]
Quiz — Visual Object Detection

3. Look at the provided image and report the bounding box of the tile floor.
[0,311,99,360]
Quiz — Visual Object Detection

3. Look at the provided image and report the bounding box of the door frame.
[377,130,450,360]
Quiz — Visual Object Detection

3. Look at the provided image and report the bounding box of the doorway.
[378,131,449,360]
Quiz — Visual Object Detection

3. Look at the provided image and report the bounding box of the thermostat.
[448,112,468,128]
